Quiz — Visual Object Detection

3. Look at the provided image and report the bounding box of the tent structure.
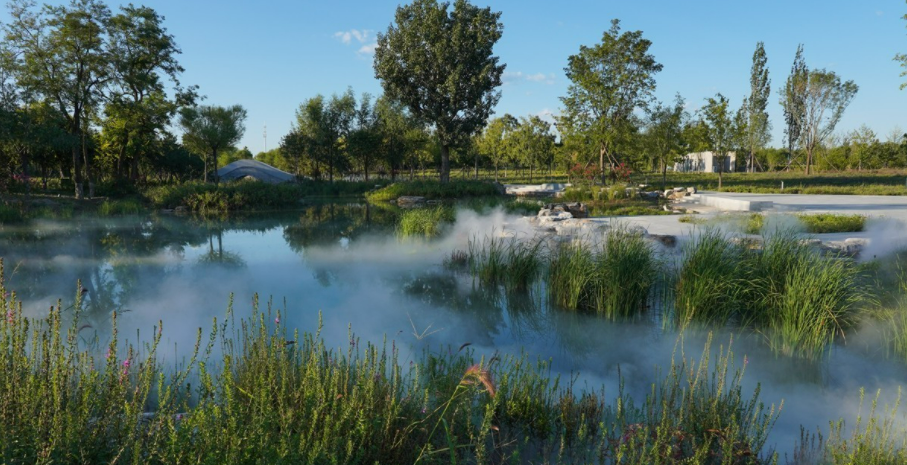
[216,159,296,184]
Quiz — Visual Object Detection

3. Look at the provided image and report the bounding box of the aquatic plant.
[97,198,145,216]
[468,235,542,291]
[674,229,747,326]
[396,206,455,238]
[0,275,786,463]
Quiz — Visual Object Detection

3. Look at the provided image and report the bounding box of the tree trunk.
[212,149,221,186]
[805,147,812,175]
[203,155,209,183]
[440,144,451,183]
[72,145,83,200]
[365,154,370,182]
[599,144,606,185]
[474,152,478,180]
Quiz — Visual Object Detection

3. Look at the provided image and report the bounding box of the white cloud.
[357,43,377,56]
[333,29,373,45]
[503,71,555,85]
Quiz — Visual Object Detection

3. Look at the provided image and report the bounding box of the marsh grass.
[367,180,502,202]
[674,229,747,326]
[797,213,866,234]
[0,270,787,463]
[97,198,145,216]
[0,203,24,224]
[468,235,543,291]
[397,206,456,238]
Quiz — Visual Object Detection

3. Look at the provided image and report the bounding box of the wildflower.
[744,356,749,366]
[274,316,280,324]
[5,310,13,325]
[460,364,496,397]
[421,407,426,414]
[122,358,131,377]
[105,347,112,360]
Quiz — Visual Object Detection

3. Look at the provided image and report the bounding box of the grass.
[681,213,866,235]
[675,229,748,326]
[797,213,866,234]
[468,235,543,292]
[97,198,145,216]
[397,206,456,238]
[366,180,503,202]
[0,204,24,224]
[0,268,789,464]
[144,179,388,212]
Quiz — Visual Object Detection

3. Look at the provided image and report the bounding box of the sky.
[4,0,907,153]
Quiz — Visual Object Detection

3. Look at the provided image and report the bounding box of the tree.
[178,104,247,184]
[560,19,662,184]
[780,45,808,172]
[644,95,687,190]
[509,115,555,183]
[374,95,423,180]
[373,0,505,184]
[799,70,858,175]
[104,4,192,181]
[476,114,516,181]
[744,42,771,172]
[848,125,876,171]
[4,0,112,198]
[347,93,380,181]
[700,94,734,189]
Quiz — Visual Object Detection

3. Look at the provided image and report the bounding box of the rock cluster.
[537,202,588,220]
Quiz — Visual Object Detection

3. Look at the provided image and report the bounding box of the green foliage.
[396,206,455,238]
[0,204,24,224]
[675,229,747,325]
[144,180,386,211]
[179,104,248,182]
[796,213,866,234]
[97,199,144,216]
[374,0,505,183]
[366,180,502,202]
[559,19,662,179]
[468,235,543,292]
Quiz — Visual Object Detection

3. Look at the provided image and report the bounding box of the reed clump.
[397,206,456,238]
[468,235,543,291]
[548,229,656,318]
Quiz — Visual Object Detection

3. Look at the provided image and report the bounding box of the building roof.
[216,159,296,184]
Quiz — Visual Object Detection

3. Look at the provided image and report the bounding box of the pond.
[1,201,904,455]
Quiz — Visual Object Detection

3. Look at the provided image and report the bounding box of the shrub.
[367,180,502,202]
[797,213,866,234]
[97,199,145,216]
[0,204,24,224]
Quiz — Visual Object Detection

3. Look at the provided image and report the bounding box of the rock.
[174,206,188,213]
[686,186,697,194]
[396,196,426,206]
[639,190,661,200]
[626,225,648,236]
[540,202,588,219]
[160,208,174,214]
[648,234,677,247]
[673,187,685,192]
[663,189,674,198]
[820,238,868,257]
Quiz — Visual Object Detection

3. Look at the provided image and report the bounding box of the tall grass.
[97,198,145,216]
[397,206,456,238]
[468,235,543,291]
[675,229,747,326]
[0,268,787,463]
[0,203,24,224]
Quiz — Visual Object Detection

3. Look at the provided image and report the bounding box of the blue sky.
[5,0,907,153]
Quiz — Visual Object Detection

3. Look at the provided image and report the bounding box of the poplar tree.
[744,42,770,173]
[780,45,808,171]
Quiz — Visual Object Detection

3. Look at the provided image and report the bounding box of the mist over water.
[2,203,906,455]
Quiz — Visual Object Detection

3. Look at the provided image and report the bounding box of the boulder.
[540,202,588,219]
[174,206,188,213]
[648,234,677,247]
[686,186,697,194]
[397,196,426,206]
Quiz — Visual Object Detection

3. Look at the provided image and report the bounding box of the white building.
[674,151,737,173]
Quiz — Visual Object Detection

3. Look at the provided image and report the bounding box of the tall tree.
[373,0,505,184]
[700,94,734,189]
[476,114,516,181]
[4,0,112,198]
[104,4,192,181]
[780,45,808,172]
[178,104,247,184]
[799,69,858,175]
[744,42,771,173]
[347,93,380,181]
[560,19,662,184]
[848,125,876,171]
[509,115,555,183]
[644,95,687,190]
